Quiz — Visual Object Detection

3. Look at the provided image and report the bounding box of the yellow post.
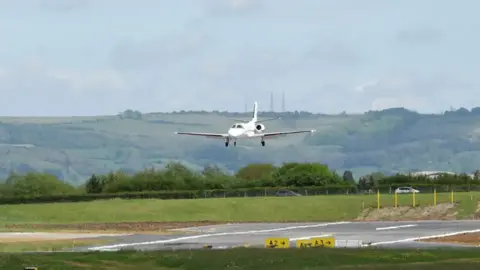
[394,192,398,208]
[433,188,436,206]
[413,190,416,207]
[377,189,380,209]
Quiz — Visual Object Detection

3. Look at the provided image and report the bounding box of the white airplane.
[174,102,316,147]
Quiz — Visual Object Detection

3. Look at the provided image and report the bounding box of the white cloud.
[108,31,211,72]
[203,0,265,15]
[1,0,480,115]
[0,57,124,94]
[0,67,8,80]
[46,69,127,94]
[396,27,443,44]
[354,77,414,94]
[38,0,90,11]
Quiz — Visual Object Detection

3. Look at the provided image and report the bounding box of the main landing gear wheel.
[225,141,229,147]
[234,141,237,146]
[261,140,265,146]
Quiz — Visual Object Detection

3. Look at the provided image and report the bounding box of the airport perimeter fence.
[200,184,480,199]
[1,184,480,205]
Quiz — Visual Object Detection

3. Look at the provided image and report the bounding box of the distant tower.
[282,91,286,112]
[270,92,274,112]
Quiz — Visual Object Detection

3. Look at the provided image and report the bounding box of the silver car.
[394,187,420,194]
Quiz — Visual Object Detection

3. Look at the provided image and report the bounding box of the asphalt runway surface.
[63,220,480,251]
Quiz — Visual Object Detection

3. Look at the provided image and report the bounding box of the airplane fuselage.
[227,121,260,139]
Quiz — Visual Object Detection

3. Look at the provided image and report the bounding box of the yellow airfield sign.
[296,239,313,248]
[264,237,290,248]
[311,236,335,248]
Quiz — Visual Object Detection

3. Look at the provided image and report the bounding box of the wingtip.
[174,131,178,134]
[311,129,316,133]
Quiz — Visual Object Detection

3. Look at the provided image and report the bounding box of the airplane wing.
[174,131,228,139]
[253,129,316,138]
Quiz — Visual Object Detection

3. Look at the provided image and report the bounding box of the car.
[394,187,420,194]
[275,190,302,196]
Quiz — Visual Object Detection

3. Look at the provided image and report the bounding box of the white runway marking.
[367,228,480,246]
[88,221,351,251]
[375,224,417,231]
[290,234,332,241]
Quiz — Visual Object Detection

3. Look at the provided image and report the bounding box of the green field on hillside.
[1,192,477,226]
[1,108,480,185]
[2,248,480,270]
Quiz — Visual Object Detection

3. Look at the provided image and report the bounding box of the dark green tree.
[85,174,103,194]
[342,170,355,184]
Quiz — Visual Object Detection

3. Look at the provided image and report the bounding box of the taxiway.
[70,220,480,251]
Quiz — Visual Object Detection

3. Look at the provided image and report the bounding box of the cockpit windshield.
[231,124,244,128]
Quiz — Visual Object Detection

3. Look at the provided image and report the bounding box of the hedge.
[1,183,479,205]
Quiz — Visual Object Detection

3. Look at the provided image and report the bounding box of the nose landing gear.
[261,140,265,146]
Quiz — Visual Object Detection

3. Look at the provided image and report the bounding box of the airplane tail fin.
[252,101,258,122]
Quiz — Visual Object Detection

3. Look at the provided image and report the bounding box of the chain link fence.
[197,184,480,199]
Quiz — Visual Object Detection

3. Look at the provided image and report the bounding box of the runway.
[70,220,480,252]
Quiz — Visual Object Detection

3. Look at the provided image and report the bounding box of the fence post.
[412,191,416,207]
[394,192,398,208]
[434,188,436,206]
[377,188,380,209]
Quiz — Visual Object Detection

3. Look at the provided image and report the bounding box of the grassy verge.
[420,232,480,246]
[2,248,480,270]
[0,239,110,252]
[0,192,478,226]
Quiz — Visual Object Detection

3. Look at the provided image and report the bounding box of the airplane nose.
[228,129,241,137]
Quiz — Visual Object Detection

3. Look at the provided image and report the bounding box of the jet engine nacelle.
[255,123,265,131]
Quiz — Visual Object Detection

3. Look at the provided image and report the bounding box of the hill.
[1,107,480,185]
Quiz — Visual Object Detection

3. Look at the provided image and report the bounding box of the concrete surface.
[70,220,480,251]
[0,232,131,241]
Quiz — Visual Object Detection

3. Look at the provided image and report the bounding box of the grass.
[0,239,111,252]
[1,248,480,270]
[0,192,478,226]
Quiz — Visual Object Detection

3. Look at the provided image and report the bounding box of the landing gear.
[234,141,237,146]
[225,141,229,147]
[261,140,265,146]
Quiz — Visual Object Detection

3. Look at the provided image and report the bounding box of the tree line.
[0,162,479,204]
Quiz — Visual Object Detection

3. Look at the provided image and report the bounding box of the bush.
[0,161,479,205]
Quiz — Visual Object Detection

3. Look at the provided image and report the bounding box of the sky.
[0,0,479,116]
